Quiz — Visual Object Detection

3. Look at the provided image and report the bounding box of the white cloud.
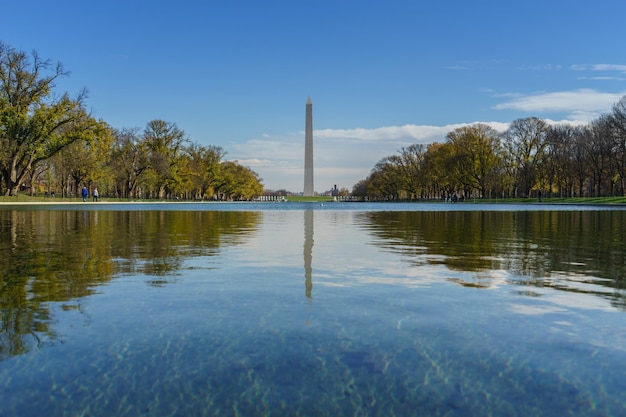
[517,64,562,71]
[571,64,626,73]
[443,64,471,71]
[316,122,509,143]
[577,76,626,81]
[232,158,277,168]
[493,88,625,122]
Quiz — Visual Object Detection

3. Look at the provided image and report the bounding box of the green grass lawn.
[470,196,626,204]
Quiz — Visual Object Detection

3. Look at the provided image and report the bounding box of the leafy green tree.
[182,143,225,200]
[110,128,150,198]
[351,179,369,199]
[423,142,455,199]
[214,161,263,200]
[0,42,99,195]
[53,121,113,197]
[446,124,502,198]
[366,156,406,200]
[85,123,115,193]
[143,119,186,199]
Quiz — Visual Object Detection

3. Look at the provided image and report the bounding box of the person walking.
[93,187,99,202]
[81,186,88,202]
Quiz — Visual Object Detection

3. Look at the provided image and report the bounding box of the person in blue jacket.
[81,186,88,202]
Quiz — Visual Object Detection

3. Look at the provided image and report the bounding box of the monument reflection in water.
[304,209,313,302]
[0,204,625,417]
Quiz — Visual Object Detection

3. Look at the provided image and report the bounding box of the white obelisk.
[304,96,314,196]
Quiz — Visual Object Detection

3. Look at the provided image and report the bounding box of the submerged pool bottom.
[1,267,623,417]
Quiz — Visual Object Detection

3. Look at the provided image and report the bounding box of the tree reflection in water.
[359,210,626,310]
[0,209,260,360]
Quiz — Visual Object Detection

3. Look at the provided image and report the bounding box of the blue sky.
[3,0,626,192]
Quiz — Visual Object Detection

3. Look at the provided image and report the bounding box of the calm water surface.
[1,202,625,416]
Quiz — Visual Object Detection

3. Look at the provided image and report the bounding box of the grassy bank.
[466,196,626,205]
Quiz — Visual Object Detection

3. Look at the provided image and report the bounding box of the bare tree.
[501,118,550,198]
[396,144,427,200]
[610,96,626,195]
[585,116,616,196]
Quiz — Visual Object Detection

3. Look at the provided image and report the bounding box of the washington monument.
[304,96,314,196]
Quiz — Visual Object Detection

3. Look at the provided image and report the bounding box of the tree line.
[6,41,625,202]
[353,98,626,201]
[0,42,263,200]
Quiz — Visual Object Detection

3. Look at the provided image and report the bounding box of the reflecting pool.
[1,203,625,416]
